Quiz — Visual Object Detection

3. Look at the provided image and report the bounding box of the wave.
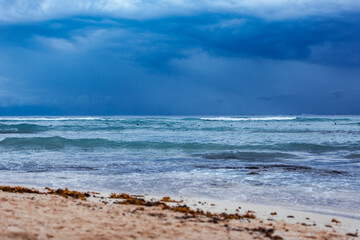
[268,142,360,153]
[251,129,360,134]
[0,117,106,121]
[250,129,316,134]
[194,151,298,161]
[0,123,48,134]
[251,164,345,175]
[1,137,358,155]
[201,117,297,121]
[264,165,345,175]
[345,122,360,125]
[0,137,241,151]
[345,153,360,159]
[200,116,356,123]
[0,124,233,133]
[55,125,126,132]
[295,117,351,122]
[0,137,115,150]
[196,164,345,175]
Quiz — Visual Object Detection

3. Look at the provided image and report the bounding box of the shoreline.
[1,185,359,239]
[5,182,360,221]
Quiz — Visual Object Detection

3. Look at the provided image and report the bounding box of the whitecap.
[0,117,106,121]
[200,117,296,121]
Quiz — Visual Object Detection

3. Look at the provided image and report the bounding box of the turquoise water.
[0,116,359,217]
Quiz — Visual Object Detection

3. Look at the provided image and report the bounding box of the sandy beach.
[2,0,360,237]
[0,186,358,240]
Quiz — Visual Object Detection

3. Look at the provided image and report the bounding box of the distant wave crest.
[0,123,48,134]
[201,117,297,121]
[0,137,238,151]
[0,117,106,121]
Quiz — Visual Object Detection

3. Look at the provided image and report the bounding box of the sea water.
[0,116,359,218]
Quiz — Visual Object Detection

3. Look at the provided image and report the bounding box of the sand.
[0,188,359,240]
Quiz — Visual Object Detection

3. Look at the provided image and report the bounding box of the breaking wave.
[200,117,297,121]
[1,136,359,154]
[0,123,48,134]
[0,117,106,121]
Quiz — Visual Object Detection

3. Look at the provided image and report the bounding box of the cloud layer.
[0,0,360,115]
[1,0,360,23]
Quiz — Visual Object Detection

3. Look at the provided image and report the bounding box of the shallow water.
[0,115,359,217]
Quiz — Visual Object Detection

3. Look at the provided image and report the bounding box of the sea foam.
[200,116,296,121]
[0,117,106,121]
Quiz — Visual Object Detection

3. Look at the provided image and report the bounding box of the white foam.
[201,117,297,121]
[0,117,105,121]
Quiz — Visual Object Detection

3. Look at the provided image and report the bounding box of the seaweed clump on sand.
[0,185,89,200]
[110,194,284,238]
[110,193,133,199]
[110,193,152,206]
[331,218,341,224]
[0,186,43,194]
[45,187,88,200]
[115,197,155,207]
[112,194,256,221]
[160,196,180,203]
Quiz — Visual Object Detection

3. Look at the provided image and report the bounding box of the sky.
[0,0,360,115]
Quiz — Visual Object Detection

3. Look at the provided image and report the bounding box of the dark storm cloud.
[0,1,360,115]
[2,13,359,67]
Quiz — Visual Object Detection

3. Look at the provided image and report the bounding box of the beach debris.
[161,197,177,202]
[115,197,151,206]
[0,185,89,200]
[346,230,358,237]
[112,193,256,221]
[301,222,312,226]
[287,215,294,218]
[331,218,341,224]
[270,212,277,215]
[1,185,348,240]
[45,187,88,200]
[243,211,256,219]
[110,193,133,199]
[0,186,42,194]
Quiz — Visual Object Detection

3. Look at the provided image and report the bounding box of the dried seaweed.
[45,187,88,200]
[0,185,88,200]
[112,194,256,221]
[0,186,42,194]
[110,193,132,199]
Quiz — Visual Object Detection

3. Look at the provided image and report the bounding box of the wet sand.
[0,187,359,240]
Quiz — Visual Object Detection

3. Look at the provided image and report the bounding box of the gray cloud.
[1,0,360,23]
[1,2,360,115]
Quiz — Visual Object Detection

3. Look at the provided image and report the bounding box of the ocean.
[0,115,359,218]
